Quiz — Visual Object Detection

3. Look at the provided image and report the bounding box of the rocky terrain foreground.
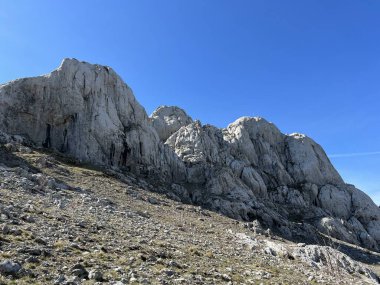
[1,58,380,284]
[1,144,380,284]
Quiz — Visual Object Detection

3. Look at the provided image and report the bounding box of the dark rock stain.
[119,142,131,167]
[109,143,116,165]
[42,124,51,148]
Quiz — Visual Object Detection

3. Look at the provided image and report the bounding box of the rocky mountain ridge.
[1,58,379,255]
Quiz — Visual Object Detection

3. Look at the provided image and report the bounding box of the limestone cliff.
[1,59,380,252]
[0,59,186,182]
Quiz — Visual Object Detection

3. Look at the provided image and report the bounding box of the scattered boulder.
[264,241,291,258]
[0,260,22,276]
[70,263,88,279]
[89,269,103,281]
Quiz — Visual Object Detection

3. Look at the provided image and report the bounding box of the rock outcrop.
[293,245,379,282]
[162,115,380,250]
[1,58,380,252]
[150,106,193,141]
[0,59,186,182]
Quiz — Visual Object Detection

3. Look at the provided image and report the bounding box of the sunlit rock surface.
[1,58,380,251]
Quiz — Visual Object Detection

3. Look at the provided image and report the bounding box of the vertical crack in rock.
[42,123,51,148]
[119,141,130,168]
[61,128,68,152]
[109,142,116,165]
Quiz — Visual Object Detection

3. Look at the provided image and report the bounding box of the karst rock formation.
[1,58,379,251]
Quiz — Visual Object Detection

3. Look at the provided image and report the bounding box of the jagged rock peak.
[150,105,193,141]
[57,58,114,75]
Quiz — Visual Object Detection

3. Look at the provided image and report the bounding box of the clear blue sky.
[1,1,379,203]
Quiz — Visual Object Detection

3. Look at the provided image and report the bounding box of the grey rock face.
[162,114,380,250]
[319,185,353,219]
[225,117,343,187]
[0,58,186,182]
[150,106,193,142]
[1,59,380,252]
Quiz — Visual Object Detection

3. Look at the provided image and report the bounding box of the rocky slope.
[0,142,380,284]
[1,59,380,265]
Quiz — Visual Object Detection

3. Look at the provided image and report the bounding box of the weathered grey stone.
[318,185,351,219]
[0,58,186,183]
[293,245,379,282]
[70,263,88,279]
[2,58,380,251]
[88,269,103,281]
[264,240,290,258]
[0,260,21,276]
[285,133,343,185]
[150,106,193,142]
[316,217,359,245]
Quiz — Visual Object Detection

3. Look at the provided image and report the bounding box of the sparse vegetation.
[0,147,379,284]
